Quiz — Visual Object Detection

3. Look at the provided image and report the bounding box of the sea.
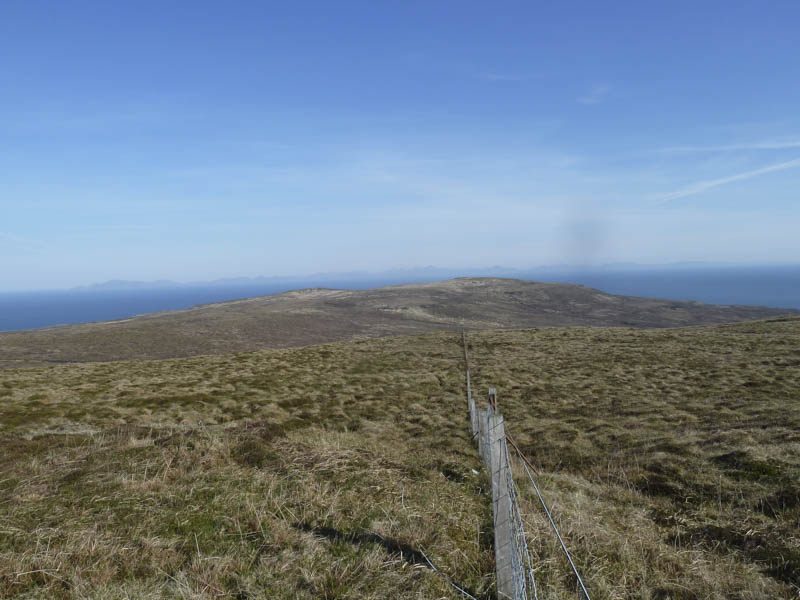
[1,266,798,333]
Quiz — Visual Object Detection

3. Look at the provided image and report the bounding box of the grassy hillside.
[2,317,800,598]
[2,277,796,369]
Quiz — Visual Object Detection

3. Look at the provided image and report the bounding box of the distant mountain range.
[73,262,781,291]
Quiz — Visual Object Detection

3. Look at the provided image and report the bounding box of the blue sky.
[2,1,799,291]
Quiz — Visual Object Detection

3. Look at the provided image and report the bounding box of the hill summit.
[1,277,796,368]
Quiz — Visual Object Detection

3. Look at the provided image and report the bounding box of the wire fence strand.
[419,549,480,600]
[502,436,539,600]
[474,386,537,599]
[463,330,590,600]
[508,431,591,600]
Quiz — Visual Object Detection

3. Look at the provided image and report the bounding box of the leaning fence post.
[488,412,514,599]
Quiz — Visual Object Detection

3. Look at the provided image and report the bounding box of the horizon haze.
[1,264,799,332]
[3,2,800,291]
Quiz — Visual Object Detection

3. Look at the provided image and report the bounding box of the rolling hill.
[1,277,796,368]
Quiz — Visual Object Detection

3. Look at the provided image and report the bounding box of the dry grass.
[468,318,800,599]
[1,335,494,599]
[1,425,492,599]
[1,316,800,598]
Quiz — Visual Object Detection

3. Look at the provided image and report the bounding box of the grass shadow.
[293,522,490,599]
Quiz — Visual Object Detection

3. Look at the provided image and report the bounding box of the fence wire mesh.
[463,331,589,600]
[474,403,537,600]
[502,437,539,600]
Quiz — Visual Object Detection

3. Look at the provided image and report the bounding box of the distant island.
[72,261,768,291]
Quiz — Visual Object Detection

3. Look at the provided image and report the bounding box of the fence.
[464,334,537,600]
[463,331,590,600]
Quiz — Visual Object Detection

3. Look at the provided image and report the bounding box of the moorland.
[0,278,795,369]
[1,279,799,598]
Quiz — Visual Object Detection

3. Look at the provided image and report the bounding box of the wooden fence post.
[489,412,514,599]
[478,406,488,463]
[467,369,477,438]
[463,330,479,438]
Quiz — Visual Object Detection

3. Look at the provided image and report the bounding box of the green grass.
[1,317,800,598]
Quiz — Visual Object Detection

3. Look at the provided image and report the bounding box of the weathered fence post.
[478,406,488,463]
[488,412,514,599]
[463,330,479,437]
[467,369,478,437]
[461,331,531,599]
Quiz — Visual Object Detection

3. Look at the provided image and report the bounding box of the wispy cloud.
[662,140,800,153]
[577,83,610,105]
[656,157,800,204]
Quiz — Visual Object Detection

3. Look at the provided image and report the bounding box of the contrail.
[656,157,800,204]
[662,140,800,152]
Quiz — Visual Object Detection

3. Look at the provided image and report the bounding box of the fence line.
[462,331,590,600]
[463,330,478,439]
[465,335,538,600]
[502,433,539,600]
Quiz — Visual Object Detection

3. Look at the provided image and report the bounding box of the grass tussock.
[1,316,799,597]
[468,319,800,599]
[1,336,493,599]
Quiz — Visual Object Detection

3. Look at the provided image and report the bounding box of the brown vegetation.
[2,277,796,368]
[1,316,799,597]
